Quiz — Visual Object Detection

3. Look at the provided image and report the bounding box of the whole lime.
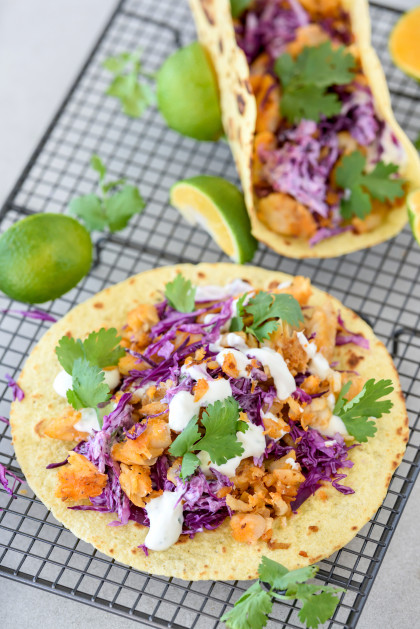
[0,213,93,303]
[157,42,223,141]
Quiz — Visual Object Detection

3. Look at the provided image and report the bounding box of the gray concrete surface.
[0,0,419,628]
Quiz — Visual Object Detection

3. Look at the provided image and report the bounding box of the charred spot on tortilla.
[236,94,245,115]
[308,526,319,533]
[94,302,104,309]
[218,38,223,54]
[347,352,364,368]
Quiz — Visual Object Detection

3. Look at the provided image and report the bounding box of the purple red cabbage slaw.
[5,374,24,402]
[0,463,24,498]
[0,308,57,322]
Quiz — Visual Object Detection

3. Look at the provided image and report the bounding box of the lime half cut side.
[170,175,257,263]
[408,189,420,246]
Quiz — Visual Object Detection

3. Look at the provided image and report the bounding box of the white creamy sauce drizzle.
[195,279,253,302]
[277,280,292,289]
[198,422,266,478]
[144,491,184,551]
[297,332,331,380]
[318,414,349,438]
[74,407,101,434]
[246,347,296,400]
[168,374,232,432]
[215,348,252,378]
[53,367,120,398]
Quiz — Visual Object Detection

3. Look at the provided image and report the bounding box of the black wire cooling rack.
[1,1,419,627]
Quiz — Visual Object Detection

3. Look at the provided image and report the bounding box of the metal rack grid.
[0,1,419,627]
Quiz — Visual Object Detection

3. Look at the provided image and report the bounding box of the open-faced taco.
[10,264,407,580]
[189,0,420,258]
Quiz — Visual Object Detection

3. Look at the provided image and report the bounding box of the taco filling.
[40,274,393,552]
[229,0,407,245]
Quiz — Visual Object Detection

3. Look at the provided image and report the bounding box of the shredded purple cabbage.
[138,544,149,556]
[236,0,309,63]
[0,416,9,425]
[179,469,232,535]
[337,312,370,349]
[0,463,24,497]
[290,423,355,510]
[0,308,57,322]
[5,374,24,402]
[309,226,353,246]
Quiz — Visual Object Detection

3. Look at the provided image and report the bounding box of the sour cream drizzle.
[53,367,121,398]
[245,347,296,400]
[198,422,266,478]
[144,491,184,551]
[297,332,331,380]
[74,407,101,434]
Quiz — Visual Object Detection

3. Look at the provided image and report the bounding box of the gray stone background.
[0,1,419,627]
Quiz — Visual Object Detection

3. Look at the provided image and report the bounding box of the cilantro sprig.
[169,397,248,479]
[165,274,196,313]
[230,0,252,17]
[69,155,145,233]
[333,378,394,442]
[230,291,304,342]
[221,556,344,629]
[55,328,125,415]
[414,133,420,151]
[274,42,356,124]
[103,49,155,118]
[336,150,405,219]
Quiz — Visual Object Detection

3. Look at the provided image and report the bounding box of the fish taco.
[189,0,420,257]
[10,264,407,580]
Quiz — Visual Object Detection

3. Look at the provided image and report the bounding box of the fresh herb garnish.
[333,378,394,442]
[336,150,405,219]
[103,49,155,118]
[165,274,196,313]
[221,556,344,629]
[169,397,248,479]
[69,155,145,232]
[230,0,252,18]
[274,42,356,124]
[55,328,125,414]
[230,291,304,342]
[56,328,125,374]
[66,358,111,411]
[414,133,420,151]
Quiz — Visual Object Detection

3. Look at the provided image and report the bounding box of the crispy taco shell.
[189,0,420,258]
[10,264,408,580]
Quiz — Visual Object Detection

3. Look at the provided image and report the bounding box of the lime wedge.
[389,7,420,81]
[170,175,257,263]
[0,213,92,303]
[408,189,420,246]
[157,42,223,141]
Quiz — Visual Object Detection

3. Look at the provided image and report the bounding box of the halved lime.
[0,213,92,303]
[389,7,420,81]
[408,189,420,246]
[157,42,223,141]
[170,175,257,263]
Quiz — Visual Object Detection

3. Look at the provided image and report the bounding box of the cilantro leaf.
[332,381,351,417]
[415,134,420,151]
[55,336,85,375]
[222,557,344,629]
[180,452,200,479]
[169,416,201,457]
[69,154,145,233]
[275,42,356,123]
[229,294,247,332]
[298,587,342,629]
[230,0,252,18]
[198,398,246,465]
[82,328,126,369]
[334,378,394,442]
[245,292,304,342]
[66,358,110,410]
[104,185,145,232]
[221,582,273,629]
[56,328,124,374]
[169,398,246,478]
[103,49,155,118]
[336,150,405,219]
[259,557,316,591]
[165,274,196,313]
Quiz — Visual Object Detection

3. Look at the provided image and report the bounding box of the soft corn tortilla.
[189,0,420,258]
[10,264,408,580]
